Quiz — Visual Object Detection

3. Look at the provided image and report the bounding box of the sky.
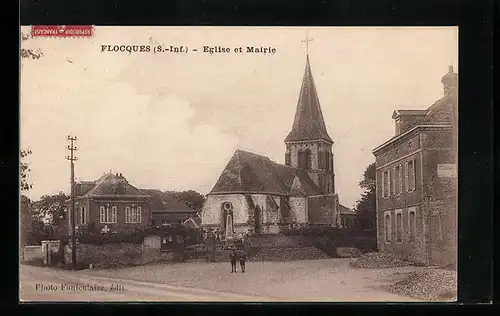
[20,26,458,208]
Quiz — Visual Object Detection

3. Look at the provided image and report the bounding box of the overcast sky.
[20,26,458,208]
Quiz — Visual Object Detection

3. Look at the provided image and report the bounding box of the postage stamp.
[31,25,94,38]
[19,26,458,302]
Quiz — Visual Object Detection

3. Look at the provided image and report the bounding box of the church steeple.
[285,55,333,144]
[284,48,335,195]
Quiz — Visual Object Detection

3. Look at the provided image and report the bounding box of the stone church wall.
[290,197,308,223]
[201,194,249,228]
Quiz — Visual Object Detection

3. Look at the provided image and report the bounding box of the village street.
[20,259,426,302]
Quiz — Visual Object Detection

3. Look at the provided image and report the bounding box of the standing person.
[229,247,237,273]
[238,249,247,273]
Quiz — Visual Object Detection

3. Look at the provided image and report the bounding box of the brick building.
[372,66,457,266]
[68,172,152,234]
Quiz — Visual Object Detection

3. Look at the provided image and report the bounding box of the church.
[201,51,348,237]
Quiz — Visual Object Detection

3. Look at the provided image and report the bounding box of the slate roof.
[77,173,149,198]
[285,55,333,144]
[209,150,319,196]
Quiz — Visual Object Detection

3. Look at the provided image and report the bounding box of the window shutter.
[412,159,416,190]
[137,206,142,223]
[388,169,391,196]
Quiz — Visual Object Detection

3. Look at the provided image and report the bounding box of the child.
[239,249,247,273]
[229,247,237,273]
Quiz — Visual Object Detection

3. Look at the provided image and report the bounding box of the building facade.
[339,205,358,229]
[372,66,458,266]
[68,172,152,234]
[202,54,347,237]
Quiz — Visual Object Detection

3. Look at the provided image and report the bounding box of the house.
[339,205,358,229]
[142,189,199,227]
[68,172,152,234]
[372,66,458,266]
[201,53,346,236]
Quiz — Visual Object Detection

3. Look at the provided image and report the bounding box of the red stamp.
[31,25,94,38]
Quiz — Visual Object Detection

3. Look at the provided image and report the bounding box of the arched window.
[298,149,312,170]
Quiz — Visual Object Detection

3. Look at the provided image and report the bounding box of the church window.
[298,150,311,169]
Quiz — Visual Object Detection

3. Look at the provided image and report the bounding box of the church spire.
[285,52,333,144]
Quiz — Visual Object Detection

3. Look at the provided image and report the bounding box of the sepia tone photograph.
[19,26,458,302]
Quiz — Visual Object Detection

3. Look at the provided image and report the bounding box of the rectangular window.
[395,165,402,194]
[125,206,141,223]
[125,206,131,223]
[407,159,416,191]
[100,205,117,223]
[78,207,86,225]
[396,210,403,242]
[409,208,416,242]
[111,206,117,223]
[384,212,391,242]
[383,170,391,198]
[136,206,142,223]
[99,206,106,223]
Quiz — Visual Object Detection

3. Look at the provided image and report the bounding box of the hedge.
[75,225,202,245]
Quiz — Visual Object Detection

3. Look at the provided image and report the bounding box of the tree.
[163,190,205,211]
[20,195,34,246]
[33,192,69,226]
[355,162,376,231]
[176,190,205,211]
[20,149,32,192]
[20,149,34,247]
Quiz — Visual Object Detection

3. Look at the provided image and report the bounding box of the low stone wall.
[64,235,183,268]
[22,245,43,262]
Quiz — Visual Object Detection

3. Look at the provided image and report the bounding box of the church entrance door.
[254,206,261,234]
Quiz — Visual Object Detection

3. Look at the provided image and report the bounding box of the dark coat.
[238,250,247,261]
[229,250,237,262]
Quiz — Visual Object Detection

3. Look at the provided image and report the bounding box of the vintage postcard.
[19,26,458,302]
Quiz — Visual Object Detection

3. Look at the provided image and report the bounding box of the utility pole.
[66,136,78,269]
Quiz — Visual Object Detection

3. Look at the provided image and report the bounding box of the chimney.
[448,65,453,73]
[116,173,119,176]
[119,173,122,177]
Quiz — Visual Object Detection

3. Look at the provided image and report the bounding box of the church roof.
[209,150,319,196]
[285,55,333,144]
